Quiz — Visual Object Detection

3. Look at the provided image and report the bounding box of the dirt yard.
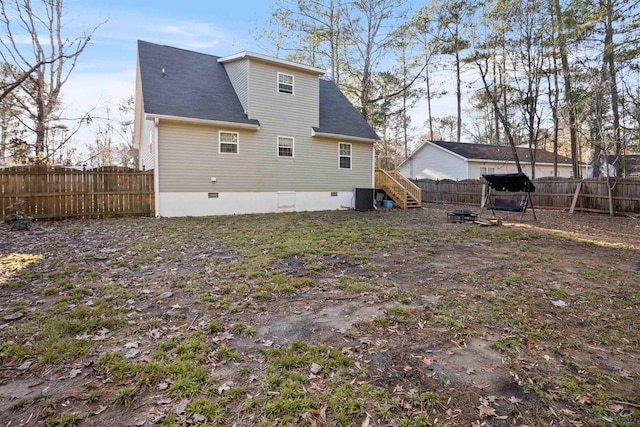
[1,204,638,426]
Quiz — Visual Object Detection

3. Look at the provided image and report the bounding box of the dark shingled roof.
[429,141,573,164]
[137,40,259,126]
[138,41,378,141]
[313,79,379,141]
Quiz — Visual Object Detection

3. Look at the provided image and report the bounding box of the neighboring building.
[606,154,640,177]
[399,140,574,180]
[133,41,379,217]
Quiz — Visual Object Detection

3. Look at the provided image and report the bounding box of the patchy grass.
[0,206,638,426]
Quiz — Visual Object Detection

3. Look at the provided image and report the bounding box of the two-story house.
[133,41,379,217]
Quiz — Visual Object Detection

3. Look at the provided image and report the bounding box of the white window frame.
[339,143,352,169]
[277,72,294,94]
[277,136,295,158]
[219,131,239,154]
[480,167,495,177]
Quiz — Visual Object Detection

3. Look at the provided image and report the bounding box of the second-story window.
[277,136,294,158]
[278,72,294,94]
[219,131,239,154]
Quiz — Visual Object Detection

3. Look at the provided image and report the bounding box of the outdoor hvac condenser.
[354,188,374,211]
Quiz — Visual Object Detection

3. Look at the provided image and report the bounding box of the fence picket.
[1,166,154,220]
[414,178,640,214]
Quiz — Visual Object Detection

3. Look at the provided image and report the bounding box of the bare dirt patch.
[0,204,638,426]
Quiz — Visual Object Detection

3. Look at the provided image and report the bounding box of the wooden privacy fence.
[1,165,154,220]
[414,178,640,214]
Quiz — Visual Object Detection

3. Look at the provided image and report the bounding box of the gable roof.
[406,140,573,165]
[313,79,380,141]
[137,40,259,127]
[137,41,379,142]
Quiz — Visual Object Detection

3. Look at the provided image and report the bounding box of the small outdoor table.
[446,209,478,223]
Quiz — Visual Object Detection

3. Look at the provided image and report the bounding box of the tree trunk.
[552,0,580,178]
[604,0,622,177]
[425,64,434,140]
[455,48,462,142]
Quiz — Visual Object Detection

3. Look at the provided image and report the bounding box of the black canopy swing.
[480,173,537,221]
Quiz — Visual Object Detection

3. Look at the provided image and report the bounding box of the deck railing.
[375,170,421,208]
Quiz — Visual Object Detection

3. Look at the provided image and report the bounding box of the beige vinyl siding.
[248,60,319,128]
[158,59,373,193]
[139,119,155,170]
[158,122,372,193]
[223,59,249,113]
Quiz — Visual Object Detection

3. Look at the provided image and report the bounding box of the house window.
[278,72,294,94]
[277,136,294,158]
[339,143,352,169]
[219,131,239,154]
[480,167,495,177]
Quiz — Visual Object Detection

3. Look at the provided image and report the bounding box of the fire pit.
[446,209,478,223]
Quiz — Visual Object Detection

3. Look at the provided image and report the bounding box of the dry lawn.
[0,204,638,426]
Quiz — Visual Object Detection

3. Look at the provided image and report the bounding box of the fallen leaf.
[446,408,461,419]
[361,414,370,427]
[148,329,162,339]
[519,360,536,370]
[174,399,189,415]
[478,404,497,418]
[508,396,523,404]
[466,367,475,374]
[91,405,108,415]
[3,312,24,321]
[218,331,234,340]
[125,349,139,359]
[218,382,232,395]
[192,414,206,423]
[422,357,434,366]
[319,404,328,421]
[93,328,110,341]
[68,368,82,378]
[18,360,33,371]
[124,341,139,349]
[472,382,490,390]
[310,363,322,374]
[568,421,583,427]
[607,404,624,413]
[575,394,598,405]
[618,370,633,380]
[546,390,559,401]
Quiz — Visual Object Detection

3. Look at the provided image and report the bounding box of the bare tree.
[83,96,138,168]
[0,0,103,163]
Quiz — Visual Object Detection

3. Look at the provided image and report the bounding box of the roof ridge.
[138,40,220,59]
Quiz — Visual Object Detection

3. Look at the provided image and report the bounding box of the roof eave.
[467,158,573,166]
[218,51,326,75]
[145,113,260,130]
[311,129,378,144]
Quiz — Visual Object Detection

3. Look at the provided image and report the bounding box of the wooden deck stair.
[375,170,422,209]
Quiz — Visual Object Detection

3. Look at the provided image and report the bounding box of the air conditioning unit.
[354,188,374,211]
